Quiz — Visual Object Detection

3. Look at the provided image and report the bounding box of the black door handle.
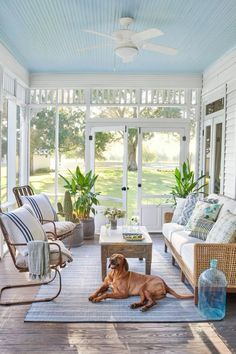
[121,187,126,191]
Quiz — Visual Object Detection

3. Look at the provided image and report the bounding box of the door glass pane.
[29,108,56,204]
[94,130,124,209]
[127,128,138,219]
[214,123,223,194]
[0,99,8,203]
[142,131,180,203]
[204,126,211,195]
[58,106,86,205]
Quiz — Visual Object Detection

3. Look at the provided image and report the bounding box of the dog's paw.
[92,297,101,303]
[130,303,138,309]
[140,306,148,312]
[88,296,94,302]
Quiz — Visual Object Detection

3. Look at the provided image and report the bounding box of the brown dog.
[89,253,194,311]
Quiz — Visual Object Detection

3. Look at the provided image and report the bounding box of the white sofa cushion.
[162,222,185,242]
[171,230,204,255]
[181,243,196,273]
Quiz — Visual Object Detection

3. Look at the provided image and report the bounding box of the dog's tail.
[164,282,194,299]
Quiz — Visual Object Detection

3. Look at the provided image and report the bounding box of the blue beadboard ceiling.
[0,0,236,74]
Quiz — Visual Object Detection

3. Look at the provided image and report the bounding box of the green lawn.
[30,167,175,218]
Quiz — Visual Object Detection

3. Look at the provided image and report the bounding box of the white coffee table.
[99,225,152,280]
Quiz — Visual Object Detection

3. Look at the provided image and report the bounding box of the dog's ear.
[123,258,129,271]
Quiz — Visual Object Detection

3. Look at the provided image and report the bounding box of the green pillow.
[203,203,222,221]
[206,210,236,243]
[186,201,221,231]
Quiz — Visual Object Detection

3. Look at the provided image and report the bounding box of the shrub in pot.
[59,167,100,239]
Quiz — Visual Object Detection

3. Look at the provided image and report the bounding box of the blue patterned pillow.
[189,217,215,241]
[177,194,198,225]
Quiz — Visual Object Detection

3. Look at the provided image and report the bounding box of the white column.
[7,99,17,204]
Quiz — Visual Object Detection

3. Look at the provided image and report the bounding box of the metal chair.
[0,208,68,306]
[13,185,75,241]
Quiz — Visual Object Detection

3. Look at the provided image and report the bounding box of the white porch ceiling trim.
[30,73,202,89]
[0,43,29,86]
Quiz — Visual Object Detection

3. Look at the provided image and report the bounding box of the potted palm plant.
[171,160,206,199]
[59,166,100,239]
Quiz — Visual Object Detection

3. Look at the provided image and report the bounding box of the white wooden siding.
[202,48,236,198]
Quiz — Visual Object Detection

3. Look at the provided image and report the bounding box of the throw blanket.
[28,241,51,280]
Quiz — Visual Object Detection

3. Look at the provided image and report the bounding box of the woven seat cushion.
[0,205,46,256]
[20,193,58,222]
[206,210,236,243]
[43,221,75,236]
[15,240,73,269]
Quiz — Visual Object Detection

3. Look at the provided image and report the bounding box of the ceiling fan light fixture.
[115,45,138,63]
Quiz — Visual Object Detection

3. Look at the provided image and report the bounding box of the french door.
[88,125,128,211]
[138,127,186,207]
[203,116,224,195]
[88,124,188,226]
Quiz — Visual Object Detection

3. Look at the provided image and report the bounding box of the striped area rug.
[25,237,207,322]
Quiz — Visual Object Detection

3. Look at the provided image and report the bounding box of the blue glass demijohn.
[198,259,227,320]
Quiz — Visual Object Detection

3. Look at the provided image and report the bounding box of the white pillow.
[0,205,46,256]
[20,193,58,222]
[206,210,236,243]
[172,198,186,223]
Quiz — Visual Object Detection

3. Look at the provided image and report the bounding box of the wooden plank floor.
[0,235,235,354]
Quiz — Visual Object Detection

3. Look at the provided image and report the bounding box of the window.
[0,98,8,203]
[29,108,56,203]
[206,98,224,115]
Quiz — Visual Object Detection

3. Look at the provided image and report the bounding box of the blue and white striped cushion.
[0,205,46,256]
[20,193,58,222]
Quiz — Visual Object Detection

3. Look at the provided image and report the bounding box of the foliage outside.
[59,166,100,219]
[171,160,205,199]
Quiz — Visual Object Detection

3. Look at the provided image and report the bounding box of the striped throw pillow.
[0,205,46,256]
[20,193,58,223]
[189,218,215,241]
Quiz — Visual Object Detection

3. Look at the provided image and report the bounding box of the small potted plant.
[59,166,100,239]
[103,207,126,230]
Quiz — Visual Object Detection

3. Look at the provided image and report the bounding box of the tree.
[30,107,86,173]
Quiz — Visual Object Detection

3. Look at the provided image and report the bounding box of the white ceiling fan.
[83,17,177,63]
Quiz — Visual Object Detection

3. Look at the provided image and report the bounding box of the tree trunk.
[128,144,137,171]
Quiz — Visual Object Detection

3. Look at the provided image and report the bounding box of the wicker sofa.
[162,194,236,304]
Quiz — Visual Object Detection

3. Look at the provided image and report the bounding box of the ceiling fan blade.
[132,28,163,42]
[78,43,113,53]
[143,42,177,55]
[83,29,114,40]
